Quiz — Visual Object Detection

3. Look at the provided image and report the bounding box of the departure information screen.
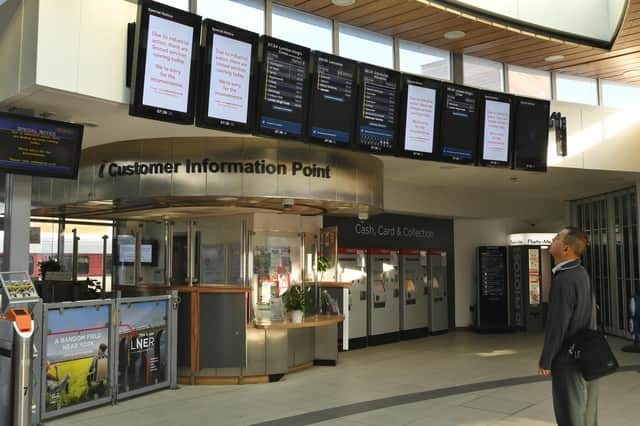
[307,52,357,146]
[438,84,479,163]
[400,76,440,159]
[0,112,83,179]
[479,92,512,166]
[513,97,550,171]
[356,64,399,153]
[256,36,309,138]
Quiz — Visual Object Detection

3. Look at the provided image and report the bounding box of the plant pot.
[291,310,304,323]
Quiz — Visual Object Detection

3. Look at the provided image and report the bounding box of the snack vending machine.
[399,250,429,339]
[427,249,449,333]
[337,248,368,349]
[368,249,400,345]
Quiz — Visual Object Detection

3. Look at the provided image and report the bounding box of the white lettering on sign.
[354,223,434,239]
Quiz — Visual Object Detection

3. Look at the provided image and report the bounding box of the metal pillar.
[2,175,32,272]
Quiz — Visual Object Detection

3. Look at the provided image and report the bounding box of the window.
[507,65,551,99]
[601,80,640,109]
[63,255,90,276]
[339,24,393,68]
[399,39,450,81]
[272,4,332,52]
[198,0,264,35]
[156,0,190,11]
[463,55,503,91]
[555,74,598,105]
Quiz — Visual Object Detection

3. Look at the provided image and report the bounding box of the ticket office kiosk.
[399,250,429,339]
[337,249,368,350]
[368,249,400,345]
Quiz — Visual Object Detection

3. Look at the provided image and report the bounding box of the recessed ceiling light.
[331,0,355,6]
[544,55,565,62]
[444,30,465,40]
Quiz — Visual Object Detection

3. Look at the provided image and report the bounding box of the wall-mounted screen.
[355,64,400,154]
[130,0,201,124]
[196,19,258,133]
[438,84,479,164]
[399,75,440,160]
[117,240,159,266]
[307,52,357,147]
[513,97,550,172]
[478,91,514,167]
[256,36,310,139]
[0,112,83,180]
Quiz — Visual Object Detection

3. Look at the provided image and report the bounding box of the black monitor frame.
[0,112,84,180]
[196,19,259,133]
[129,0,201,125]
[437,83,480,165]
[477,90,515,168]
[512,96,551,172]
[116,239,159,267]
[397,74,442,161]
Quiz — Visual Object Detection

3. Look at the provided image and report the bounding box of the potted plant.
[283,284,304,323]
[38,257,61,280]
[317,256,331,282]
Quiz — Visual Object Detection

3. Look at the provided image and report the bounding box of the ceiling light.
[544,55,565,62]
[444,30,465,40]
[331,0,355,6]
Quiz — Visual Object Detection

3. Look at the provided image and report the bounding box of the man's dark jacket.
[539,259,593,370]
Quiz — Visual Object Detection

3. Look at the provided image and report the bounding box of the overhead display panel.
[196,20,259,133]
[307,52,357,147]
[399,75,440,160]
[438,84,479,164]
[355,64,400,154]
[0,112,83,180]
[478,91,514,167]
[256,36,310,139]
[513,97,550,172]
[130,0,201,124]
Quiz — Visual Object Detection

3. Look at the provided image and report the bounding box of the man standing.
[539,227,598,425]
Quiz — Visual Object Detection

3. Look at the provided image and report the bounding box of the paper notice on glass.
[209,34,252,123]
[143,15,194,112]
[482,99,510,162]
[404,84,436,153]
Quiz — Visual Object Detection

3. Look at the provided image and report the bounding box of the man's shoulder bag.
[567,328,619,381]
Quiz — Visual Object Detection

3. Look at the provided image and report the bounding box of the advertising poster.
[45,305,111,412]
[118,300,168,393]
[528,249,541,305]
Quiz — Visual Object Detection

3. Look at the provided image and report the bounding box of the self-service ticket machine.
[337,248,368,349]
[0,272,39,426]
[427,250,449,333]
[368,249,400,345]
[399,250,429,339]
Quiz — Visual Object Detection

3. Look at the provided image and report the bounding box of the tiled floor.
[46,331,640,425]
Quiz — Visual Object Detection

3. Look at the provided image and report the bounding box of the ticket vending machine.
[337,248,368,349]
[399,250,429,339]
[368,249,400,345]
[427,250,449,333]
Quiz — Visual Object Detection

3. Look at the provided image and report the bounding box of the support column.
[2,174,32,271]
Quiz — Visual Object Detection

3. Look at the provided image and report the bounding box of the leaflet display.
[130,1,201,124]
[0,112,83,179]
[399,76,440,159]
[256,36,310,139]
[356,64,400,154]
[307,52,357,146]
[196,20,258,133]
[513,97,550,172]
[478,92,513,167]
[438,84,479,164]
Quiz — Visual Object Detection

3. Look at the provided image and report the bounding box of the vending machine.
[399,249,429,339]
[337,248,368,349]
[368,249,400,345]
[427,249,449,333]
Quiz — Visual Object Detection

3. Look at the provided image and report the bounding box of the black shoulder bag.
[566,287,619,381]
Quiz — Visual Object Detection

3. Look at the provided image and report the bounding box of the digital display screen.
[400,76,440,159]
[118,241,156,265]
[356,64,400,154]
[130,1,201,124]
[438,84,479,163]
[196,20,258,132]
[0,112,83,179]
[307,52,357,146]
[256,36,310,138]
[513,97,550,172]
[479,92,513,167]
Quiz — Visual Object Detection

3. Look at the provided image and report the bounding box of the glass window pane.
[555,74,598,105]
[463,55,503,92]
[399,39,450,81]
[156,0,190,11]
[601,80,640,108]
[272,4,332,53]
[198,0,264,35]
[339,24,393,68]
[508,64,551,99]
